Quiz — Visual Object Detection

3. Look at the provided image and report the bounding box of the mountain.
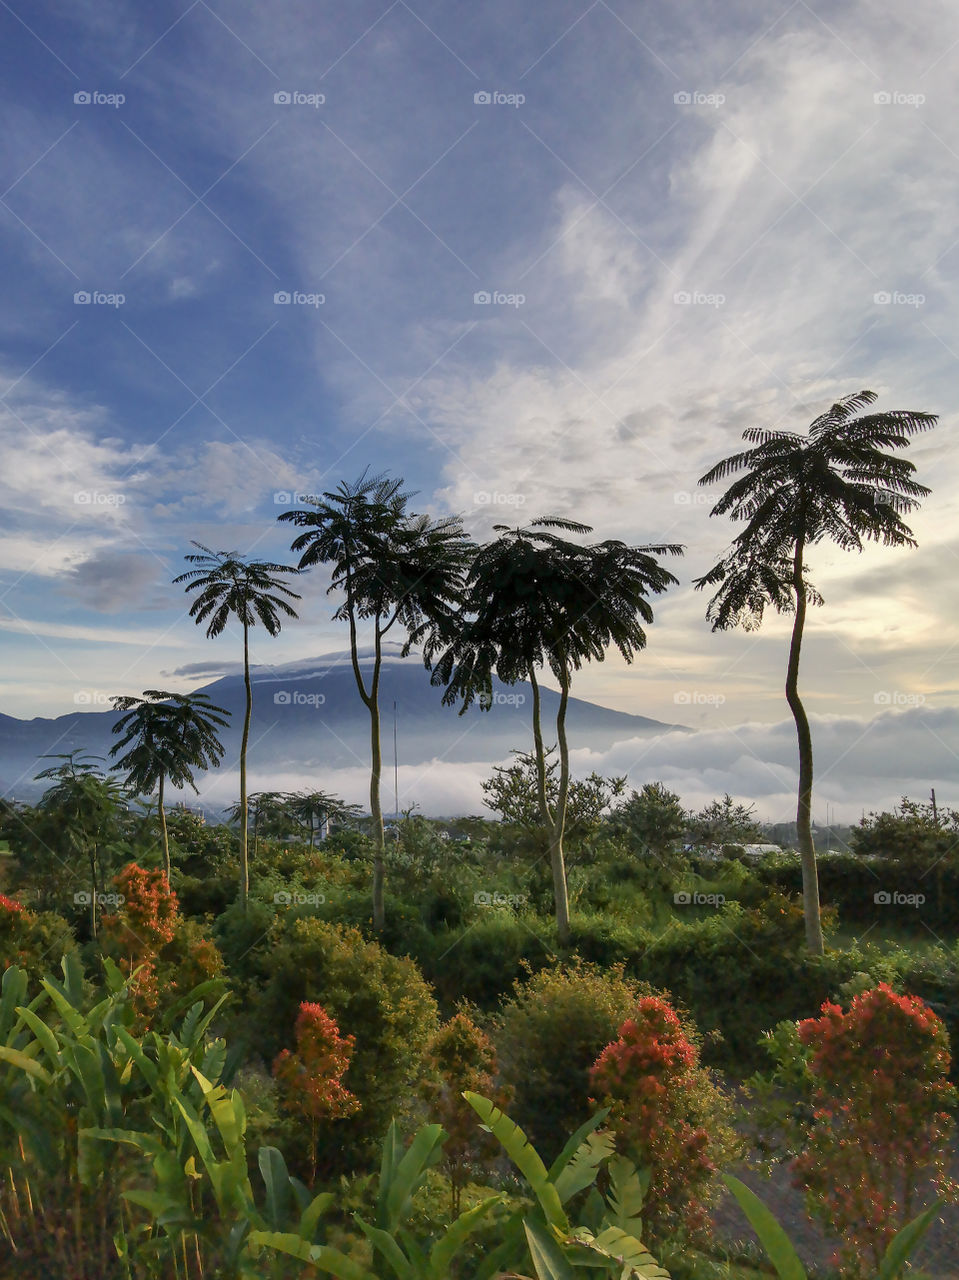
[0,645,690,802]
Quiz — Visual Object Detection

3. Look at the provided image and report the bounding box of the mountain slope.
[0,647,689,800]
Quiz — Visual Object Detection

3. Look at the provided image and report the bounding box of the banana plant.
[463,1091,670,1280]
[725,1175,942,1280]
[253,1118,505,1279]
[0,956,236,1276]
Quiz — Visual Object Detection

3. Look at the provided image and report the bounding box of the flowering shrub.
[589,994,739,1241]
[273,1001,359,1181]
[100,863,222,1027]
[420,1010,509,1216]
[790,983,956,1276]
[0,894,75,978]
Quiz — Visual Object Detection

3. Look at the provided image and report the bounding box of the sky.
[2,0,958,819]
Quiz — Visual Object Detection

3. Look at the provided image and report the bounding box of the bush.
[589,994,741,1243]
[0,895,76,979]
[254,918,438,1166]
[767,984,957,1276]
[635,895,852,1073]
[419,1009,508,1217]
[495,961,651,1161]
[402,911,556,1010]
[272,1001,360,1183]
[99,864,223,1028]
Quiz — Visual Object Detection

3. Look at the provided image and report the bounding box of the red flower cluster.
[792,983,956,1276]
[99,863,220,1029]
[273,1002,359,1184]
[0,894,31,971]
[273,1002,360,1124]
[589,995,727,1239]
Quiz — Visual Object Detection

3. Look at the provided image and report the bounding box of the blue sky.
[2,0,959,816]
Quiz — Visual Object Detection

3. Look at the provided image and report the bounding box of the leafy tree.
[694,390,936,953]
[686,793,762,853]
[34,752,130,938]
[110,690,230,880]
[483,748,626,857]
[225,790,292,855]
[430,518,680,943]
[609,783,687,864]
[279,471,473,931]
[174,544,300,911]
[286,790,362,849]
[849,796,959,867]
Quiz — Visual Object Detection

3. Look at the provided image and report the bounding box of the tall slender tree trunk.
[529,669,552,829]
[370,627,385,931]
[158,772,170,882]
[89,847,98,939]
[240,621,251,911]
[548,667,572,945]
[786,537,824,955]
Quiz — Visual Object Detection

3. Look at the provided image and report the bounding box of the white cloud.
[184,703,959,825]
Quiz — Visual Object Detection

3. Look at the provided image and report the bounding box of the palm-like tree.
[109,690,230,880]
[287,790,362,848]
[694,390,937,954]
[279,471,473,930]
[225,790,291,856]
[428,518,682,943]
[35,752,130,938]
[173,545,300,909]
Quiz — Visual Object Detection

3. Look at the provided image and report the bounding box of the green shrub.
[495,961,651,1161]
[635,895,856,1073]
[253,918,439,1167]
[0,895,76,979]
[406,911,555,1010]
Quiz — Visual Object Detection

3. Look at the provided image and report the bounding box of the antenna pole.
[393,700,399,820]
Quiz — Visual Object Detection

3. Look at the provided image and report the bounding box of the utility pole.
[393,700,399,822]
[931,787,939,825]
